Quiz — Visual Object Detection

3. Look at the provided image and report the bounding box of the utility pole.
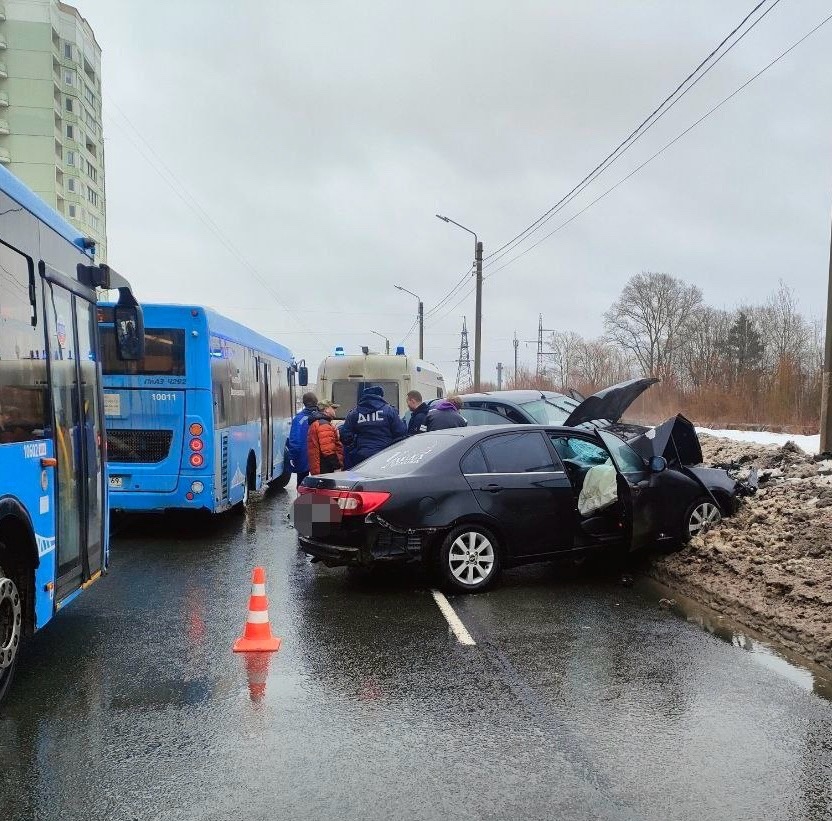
[435,214,481,387]
[369,330,390,355]
[418,299,424,360]
[496,362,503,390]
[394,285,423,359]
[474,241,483,391]
[821,214,832,453]
[513,331,519,385]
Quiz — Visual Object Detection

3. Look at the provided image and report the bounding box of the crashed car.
[437,378,658,436]
[293,417,757,593]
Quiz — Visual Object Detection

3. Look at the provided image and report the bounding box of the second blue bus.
[98,304,300,513]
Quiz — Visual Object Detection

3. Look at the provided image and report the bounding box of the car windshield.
[599,430,646,474]
[520,396,579,425]
[356,434,461,476]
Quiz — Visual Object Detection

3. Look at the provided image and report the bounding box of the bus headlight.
[191,481,204,494]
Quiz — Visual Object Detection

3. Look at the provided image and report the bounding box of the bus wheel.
[0,561,22,705]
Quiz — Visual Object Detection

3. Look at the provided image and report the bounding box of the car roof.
[456,390,568,404]
[425,423,595,438]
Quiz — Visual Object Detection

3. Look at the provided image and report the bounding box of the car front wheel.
[684,498,721,542]
[439,525,502,593]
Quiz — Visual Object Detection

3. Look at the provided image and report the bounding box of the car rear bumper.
[298,525,428,568]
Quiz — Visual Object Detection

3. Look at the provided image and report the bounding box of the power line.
[483,7,832,283]
[482,0,782,268]
[424,264,474,318]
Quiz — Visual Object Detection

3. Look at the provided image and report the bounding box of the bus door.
[258,358,272,481]
[41,265,105,598]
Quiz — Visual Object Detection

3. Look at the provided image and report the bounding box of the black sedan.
[293,417,756,593]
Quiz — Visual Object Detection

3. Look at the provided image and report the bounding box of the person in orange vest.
[307,400,344,475]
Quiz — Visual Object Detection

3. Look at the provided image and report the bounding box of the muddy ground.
[649,434,832,671]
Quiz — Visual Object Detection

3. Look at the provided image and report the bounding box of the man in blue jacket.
[287,392,319,485]
[340,385,407,468]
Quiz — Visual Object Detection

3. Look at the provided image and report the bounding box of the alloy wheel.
[688,501,721,538]
[448,531,496,588]
[0,570,22,671]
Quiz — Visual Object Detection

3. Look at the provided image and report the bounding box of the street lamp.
[435,214,484,390]
[394,284,424,359]
[369,330,390,355]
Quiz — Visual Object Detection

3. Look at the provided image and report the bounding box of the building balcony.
[0,147,10,165]
[0,6,6,22]
[0,63,7,79]
[0,36,7,51]
[0,120,8,135]
[0,92,9,108]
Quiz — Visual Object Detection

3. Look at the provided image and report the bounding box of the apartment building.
[2,0,106,259]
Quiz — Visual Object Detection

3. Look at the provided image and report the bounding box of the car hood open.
[628,414,703,466]
[563,377,659,427]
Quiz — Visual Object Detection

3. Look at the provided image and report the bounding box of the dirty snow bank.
[650,433,832,671]
[695,427,820,456]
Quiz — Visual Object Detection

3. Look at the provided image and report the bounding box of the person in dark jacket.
[340,385,407,468]
[287,391,319,485]
[426,396,468,431]
[405,390,429,436]
[307,400,344,475]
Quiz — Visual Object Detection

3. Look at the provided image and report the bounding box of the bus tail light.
[189,437,204,452]
[191,481,204,494]
[189,453,204,468]
[189,422,204,436]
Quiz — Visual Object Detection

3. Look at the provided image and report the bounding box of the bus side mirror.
[298,366,309,387]
[114,300,145,361]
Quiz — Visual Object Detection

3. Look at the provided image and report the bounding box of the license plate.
[108,476,124,489]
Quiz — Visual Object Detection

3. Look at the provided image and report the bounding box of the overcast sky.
[81,0,832,383]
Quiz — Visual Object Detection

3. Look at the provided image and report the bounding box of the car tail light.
[189,437,204,452]
[297,487,390,516]
[189,422,204,436]
[189,453,204,468]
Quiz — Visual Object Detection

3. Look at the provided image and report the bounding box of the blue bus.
[0,165,144,703]
[98,304,302,513]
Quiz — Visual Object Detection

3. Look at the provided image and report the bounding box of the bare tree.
[574,338,630,391]
[604,272,702,379]
[548,330,583,390]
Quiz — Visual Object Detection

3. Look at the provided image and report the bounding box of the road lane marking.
[430,589,476,646]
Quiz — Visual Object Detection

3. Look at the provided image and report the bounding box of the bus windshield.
[100,327,186,376]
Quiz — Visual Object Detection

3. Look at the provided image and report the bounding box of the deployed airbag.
[578,462,618,516]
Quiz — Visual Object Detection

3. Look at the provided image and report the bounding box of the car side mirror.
[114,302,145,361]
[649,455,667,473]
[298,366,309,387]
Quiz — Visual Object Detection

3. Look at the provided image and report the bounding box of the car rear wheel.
[0,560,22,705]
[439,525,502,593]
[684,499,721,541]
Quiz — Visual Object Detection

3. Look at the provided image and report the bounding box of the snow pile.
[696,427,820,456]
[652,432,832,670]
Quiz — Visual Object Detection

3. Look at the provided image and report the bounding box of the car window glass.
[461,408,509,426]
[550,436,610,468]
[460,446,488,474]
[481,432,556,473]
[599,431,645,474]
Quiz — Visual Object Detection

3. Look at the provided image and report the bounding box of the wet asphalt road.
[1,488,832,821]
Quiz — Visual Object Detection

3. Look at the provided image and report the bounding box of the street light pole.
[393,285,423,359]
[820,212,832,453]
[436,214,483,390]
[370,330,390,355]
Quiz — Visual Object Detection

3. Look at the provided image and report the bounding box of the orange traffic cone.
[233,567,282,653]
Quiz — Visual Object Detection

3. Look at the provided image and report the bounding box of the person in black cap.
[340,385,407,468]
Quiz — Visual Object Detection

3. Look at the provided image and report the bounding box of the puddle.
[636,577,832,702]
